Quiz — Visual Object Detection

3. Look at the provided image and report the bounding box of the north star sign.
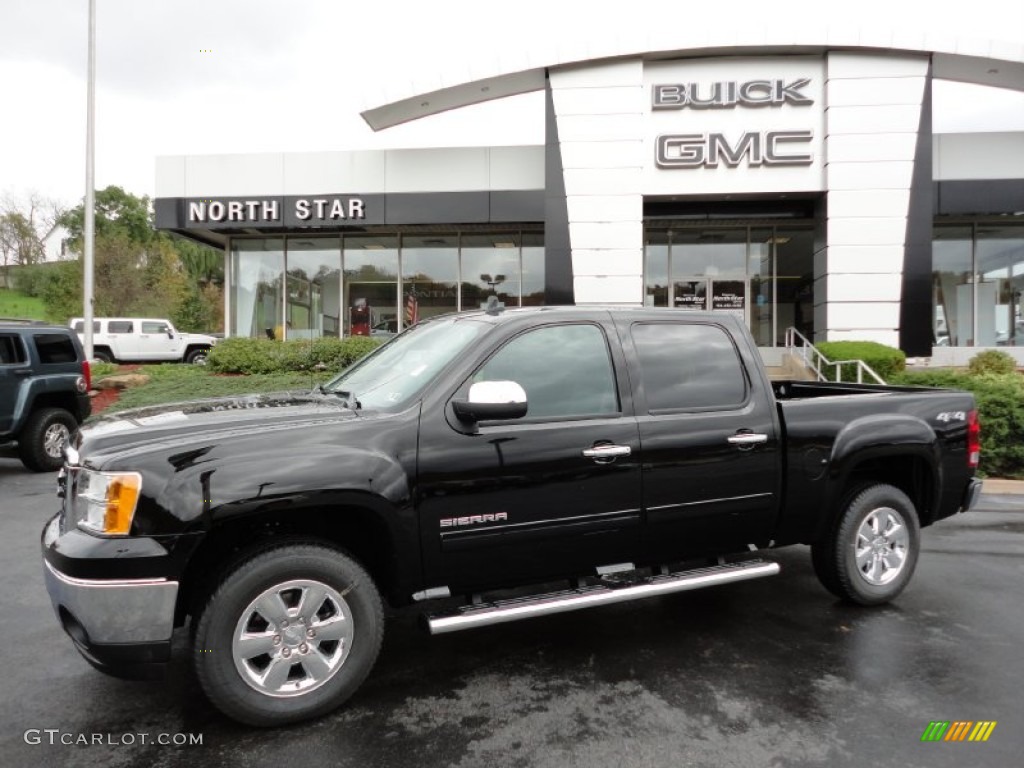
[652,77,815,170]
[187,196,366,224]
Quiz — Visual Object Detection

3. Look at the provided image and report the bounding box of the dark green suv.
[0,320,91,471]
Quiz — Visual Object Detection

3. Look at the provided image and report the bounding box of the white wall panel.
[550,60,643,89]
[826,162,914,190]
[489,147,545,189]
[155,156,185,197]
[571,249,644,276]
[826,245,906,273]
[826,105,924,134]
[827,53,930,79]
[826,302,901,328]
[563,168,643,196]
[566,195,643,222]
[826,77,926,107]
[828,190,912,218]
[828,217,907,246]
[934,132,1024,180]
[573,275,643,304]
[185,154,285,197]
[828,133,917,162]
[569,221,643,250]
[826,273,903,302]
[551,86,644,116]
[560,141,644,169]
[385,148,488,192]
[826,328,901,346]
[557,114,645,142]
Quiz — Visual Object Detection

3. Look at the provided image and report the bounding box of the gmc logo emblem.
[655,130,813,169]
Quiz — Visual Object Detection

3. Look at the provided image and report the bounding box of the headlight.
[70,469,142,536]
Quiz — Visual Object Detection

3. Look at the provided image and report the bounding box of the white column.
[549,61,645,305]
[821,53,930,346]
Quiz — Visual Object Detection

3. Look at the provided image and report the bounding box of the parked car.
[70,317,217,364]
[0,319,91,471]
[42,307,982,726]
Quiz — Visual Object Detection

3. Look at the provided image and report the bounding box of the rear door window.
[0,334,27,365]
[33,333,78,364]
[108,321,133,334]
[631,322,748,412]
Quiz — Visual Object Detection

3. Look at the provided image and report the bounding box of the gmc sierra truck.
[41,307,983,727]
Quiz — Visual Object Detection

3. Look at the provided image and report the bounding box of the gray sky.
[1,0,1023,207]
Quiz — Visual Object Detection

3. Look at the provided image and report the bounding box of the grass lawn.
[0,288,48,321]
[92,364,334,418]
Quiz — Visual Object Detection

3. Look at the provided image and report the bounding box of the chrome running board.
[425,558,780,635]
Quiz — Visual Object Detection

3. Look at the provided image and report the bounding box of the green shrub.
[207,336,384,375]
[815,341,906,383]
[968,349,1017,376]
[891,370,1024,479]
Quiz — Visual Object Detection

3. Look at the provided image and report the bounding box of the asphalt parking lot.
[2,455,1021,768]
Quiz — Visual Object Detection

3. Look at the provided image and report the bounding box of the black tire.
[92,349,113,363]
[193,544,384,727]
[186,347,210,365]
[18,408,77,472]
[812,483,920,606]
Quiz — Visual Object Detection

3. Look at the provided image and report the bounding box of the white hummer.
[70,317,218,364]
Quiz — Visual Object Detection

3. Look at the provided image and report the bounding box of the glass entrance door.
[672,278,748,323]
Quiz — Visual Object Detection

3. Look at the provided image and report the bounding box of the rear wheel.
[18,407,77,472]
[193,544,384,727]
[92,349,113,363]
[812,483,920,605]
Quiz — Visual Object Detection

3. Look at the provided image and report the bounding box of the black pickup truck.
[41,307,982,726]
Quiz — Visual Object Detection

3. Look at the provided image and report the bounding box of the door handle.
[582,444,632,462]
[727,433,768,449]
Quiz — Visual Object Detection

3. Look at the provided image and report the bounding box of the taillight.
[82,359,91,391]
[967,409,980,469]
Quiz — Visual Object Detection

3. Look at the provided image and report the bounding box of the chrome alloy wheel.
[43,423,71,459]
[854,507,909,586]
[232,579,354,697]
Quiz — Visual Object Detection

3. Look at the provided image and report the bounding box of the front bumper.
[42,516,177,679]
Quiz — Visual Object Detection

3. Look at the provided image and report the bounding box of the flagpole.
[83,0,96,359]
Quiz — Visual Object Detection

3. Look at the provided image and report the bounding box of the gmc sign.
[655,130,814,169]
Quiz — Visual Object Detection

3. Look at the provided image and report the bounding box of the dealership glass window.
[644,230,669,307]
[401,234,458,325]
[773,227,814,345]
[977,225,1024,347]
[231,239,284,339]
[670,228,746,279]
[287,237,341,339]
[521,232,545,306]
[748,228,774,347]
[343,235,398,337]
[461,233,520,309]
[933,226,974,346]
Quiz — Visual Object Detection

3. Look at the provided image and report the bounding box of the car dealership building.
[155,34,1024,362]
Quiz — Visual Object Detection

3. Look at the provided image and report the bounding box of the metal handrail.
[783,327,886,385]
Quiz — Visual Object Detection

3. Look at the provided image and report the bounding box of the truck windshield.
[321,317,490,410]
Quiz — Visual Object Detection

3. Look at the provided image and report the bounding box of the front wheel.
[18,408,77,472]
[185,347,210,365]
[811,484,920,606]
[193,544,384,727]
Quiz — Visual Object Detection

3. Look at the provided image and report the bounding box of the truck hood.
[74,391,359,464]
[181,332,218,344]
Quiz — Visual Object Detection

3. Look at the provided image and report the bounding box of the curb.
[982,479,1024,496]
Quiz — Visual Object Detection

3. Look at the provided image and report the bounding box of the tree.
[60,186,153,246]
[0,193,65,284]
